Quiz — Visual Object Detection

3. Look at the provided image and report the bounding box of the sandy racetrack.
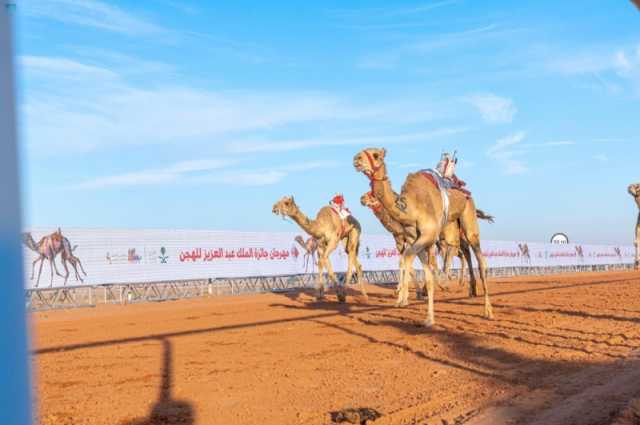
[32,271,640,425]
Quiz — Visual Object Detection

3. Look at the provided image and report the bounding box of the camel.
[437,221,470,288]
[518,243,531,265]
[22,228,87,287]
[294,235,318,273]
[438,209,494,290]
[354,148,493,325]
[273,196,367,302]
[361,192,493,293]
[628,184,640,269]
[360,191,429,298]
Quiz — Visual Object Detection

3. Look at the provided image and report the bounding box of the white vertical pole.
[0,3,32,424]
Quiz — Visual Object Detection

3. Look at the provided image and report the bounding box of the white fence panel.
[22,227,635,289]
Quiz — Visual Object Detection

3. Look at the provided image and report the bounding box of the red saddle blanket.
[419,171,472,199]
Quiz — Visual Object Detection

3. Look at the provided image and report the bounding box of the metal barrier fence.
[25,263,635,312]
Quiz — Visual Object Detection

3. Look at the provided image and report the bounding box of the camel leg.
[34,258,44,288]
[52,256,64,278]
[355,257,367,299]
[351,255,368,301]
[458,249,466,288]
[48,257,55,287]
[439,245,454,291]
[324,259,344,303]
[77,257,87,277]
[416,250,436,327]
[31,257,41,280]
[323,238,343,302]
[635,214,640,269]
[415,251,431,300]
[395,255,405,295]
[60,256,70,285]
[396,254,412,308]
[470,240,493,319]
[341,238,354,288]
[315,242,328,300]
[460,207,493,320]
[458,239,471,289]
[461,241,477,296]
[67,257,83,283]
[316,256,327,300]
[347,234,368,301]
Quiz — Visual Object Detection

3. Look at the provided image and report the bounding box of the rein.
[363,151,387,182]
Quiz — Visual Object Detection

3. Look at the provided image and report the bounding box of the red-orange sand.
[31,271,640,424]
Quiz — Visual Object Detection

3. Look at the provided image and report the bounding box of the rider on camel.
[435,151,466,188]
[435,151,471,197]
[329,193,351,220]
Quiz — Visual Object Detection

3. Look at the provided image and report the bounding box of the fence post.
[0,4,33,424]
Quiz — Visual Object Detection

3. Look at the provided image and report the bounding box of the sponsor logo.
[158,247,169,263]
[550,233,569,244]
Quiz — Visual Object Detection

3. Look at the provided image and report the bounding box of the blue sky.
[14,0,640,244]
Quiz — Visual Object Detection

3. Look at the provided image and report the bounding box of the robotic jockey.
[329,193,351,220]
[435,151,467,189]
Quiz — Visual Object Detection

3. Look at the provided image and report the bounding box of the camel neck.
[24,234,38,253]
[370,176,412,224]
[373,209,404,236]
[289,208,321,239]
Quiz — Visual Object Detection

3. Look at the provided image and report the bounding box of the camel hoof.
[337,294,347,303]
[484,308,494,320]
[395,300,409,308]
[423,318,435,327]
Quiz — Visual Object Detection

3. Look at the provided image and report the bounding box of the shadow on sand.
[122,338,195,425]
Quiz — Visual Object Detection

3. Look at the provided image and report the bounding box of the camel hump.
[346,215,361,231]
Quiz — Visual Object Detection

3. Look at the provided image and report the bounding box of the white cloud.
[539,141,575,146]
[71,159,339,190]
[21,56,354,154]
[333,0,460,20]
[592,138,627,143]
[23,0,163,35]
[226,128,467,154]
[546,44,640,95]
[22,55,461,156]
[20,56,118,79]
[466,93,517,124]
[487,132,528,175]
[71,158,235,190]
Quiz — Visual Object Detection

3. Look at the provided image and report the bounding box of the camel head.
[353,148,387,179]
[628,183,640,198]
[360,191,383,211]
[272,196,298,218]
[21,232,37,252]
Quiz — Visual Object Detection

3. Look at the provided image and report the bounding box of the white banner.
[22,228,635,289]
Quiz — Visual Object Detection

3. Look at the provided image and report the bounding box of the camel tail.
[476,209,495,223]
[72,245,78,252]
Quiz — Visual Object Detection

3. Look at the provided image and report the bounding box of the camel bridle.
[365,192,383,213]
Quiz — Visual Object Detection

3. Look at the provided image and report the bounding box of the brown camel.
[273,196,367,302]
[437,221,469,289]
[360,191,430,300]
[294,235,318,273]
[628,184,640,269]
[361,192,492,294]
[354,148,493,325]
[22,228,87,287]
[439,210,494,290]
